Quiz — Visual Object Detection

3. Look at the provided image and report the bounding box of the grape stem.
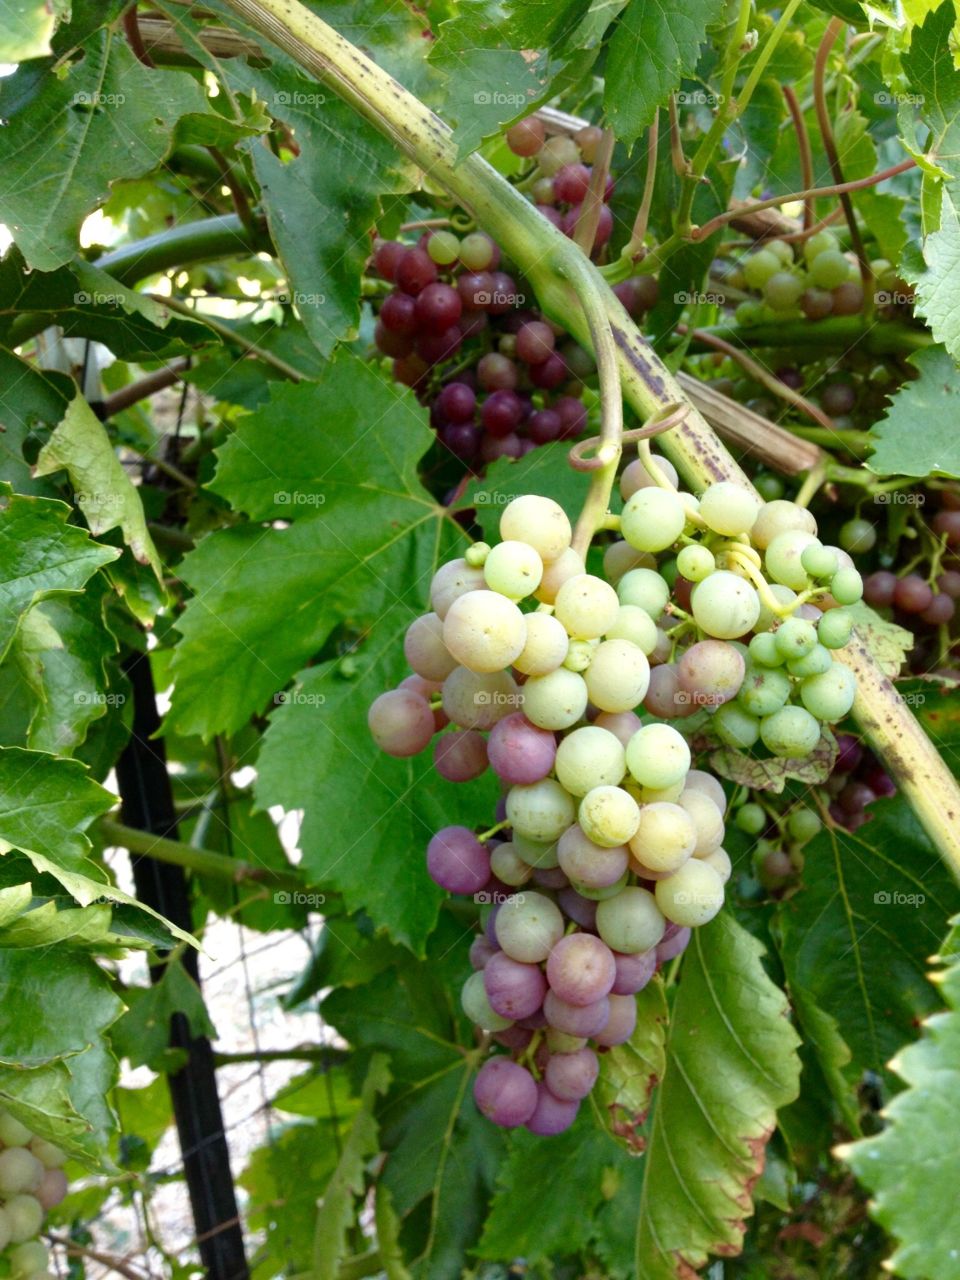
[217,0,960,880]
[782,85,815,232]
[573,127,615,256]
[624,110,659,260]
[477,820,509,843]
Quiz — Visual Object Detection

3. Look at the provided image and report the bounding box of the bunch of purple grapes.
[368,116,658,468]
[823,733,896,830]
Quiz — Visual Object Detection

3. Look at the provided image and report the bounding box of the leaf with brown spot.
[594,979,668,1153]
[709,730,837,793]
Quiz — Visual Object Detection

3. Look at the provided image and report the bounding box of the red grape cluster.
[368,117,658,468]
[823,733,896,830]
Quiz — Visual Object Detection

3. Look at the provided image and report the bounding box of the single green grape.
[809,249,851,289]
[737,665,792,717]
[427,230,460,265]
[735,802,767,835]
[774,617,818,660]
[839,518,877,554]
[749,632,785,667]
[742,249,781,289]
[677,544,716,583]
[787,643,833,677]
[803,230,840,263]
[787,807,822,843]
[800,662,857,722]
[801,543,838,579]
[830,567,864,605]
[755,473,785,502]
[713,701,761,748]
[760,705,821,757]
[764,271,805,311]
[818,609,854,649]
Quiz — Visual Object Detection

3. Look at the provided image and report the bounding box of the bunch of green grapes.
[0,1111,68,1279]
[730,230,908,325]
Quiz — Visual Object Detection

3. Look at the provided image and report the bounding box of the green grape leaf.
[34,393,163,584]
[833,110,908,264]
[0,347,71,495]
[0,0,67,61]
[0,252,215,362]
[899,1,960,181]
[910,190,960,368]
[604,0,728,144]
[709,731,838,794]
[844,601,915,675]
[778,798,957,1101]
[166,357,465,740]
[112,960,217,1073]
[594,980,668,1152]
[840,919,960,1280]
[0,28,209,270]
[255,652,497,953]
[0,486,118,663]
[633,913,801,1278]
[0,947,124,1163]
[866,344,960,477]
[312,1054,391,1280]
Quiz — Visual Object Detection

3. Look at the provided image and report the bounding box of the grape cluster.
[731,230,908,326]
[370,494,731,1133]
[504,118,615,254]
[733,797,822,887]
[368,118,658,468]
[368,473,863,1133]
[823,732,896,831]
[0,1111,68,1278]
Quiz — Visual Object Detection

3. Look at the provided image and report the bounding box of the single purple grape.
[611,948,657,995]
[487,714,557,784]
[473,1057,538,1127]
[484,951,548,1019]
[426,826,490,895]
[546,933,616,1006]
[524,1083,580,1135]
[593,993,638,1046]
[543,990,610,1037]
[544,1046,599,1101]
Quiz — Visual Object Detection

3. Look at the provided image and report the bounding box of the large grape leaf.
[0,27,209,270]
[778,798,956,1100]
[112,960,217,1073]
[633,912,801,1277]
[0,487,119,663]
[840,921,960,1280]
[604,0,727,144]
[899,2,960,182]
[165,356,467,740]
[0,0,67,61]
[0,947,124,1163]
[910,189,960,367]
[34,393,163,583]
[0,253,215,362]
[865,344,960,478]
[254,650,497,952]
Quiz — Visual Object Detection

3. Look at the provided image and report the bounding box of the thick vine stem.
[217,0,960,879]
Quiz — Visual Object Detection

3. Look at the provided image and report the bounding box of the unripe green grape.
[830,567,864,605]
[737,665,791,716]
[679,788,725,855]
[28,1139,65,1170]
[621,488,687,553]
[809,249,851,288]
[839,518,877,554]
[458,231,496,269]
[801,543,839,579]
[554,574,620,639]
[628,802,697,873]
[787,643,833,676]
[462,972,513,1031]
[751,499,817,550]
[698,481,763,537]
[545,1029,588,1053]
[465,542,490,569]
[735,802,767,835]
[442,667,518,729]
[818,608,853,650]
[655,859,724,926]
[500,495,572,563]
[5,1195,43,1244]
[754,582,797,632]
[555,726,626,796]
[537,134,581,175]
[767,238,794,266]
[691,571,761,639]
[804,229,839,262]
[605,605,658,654]
[713,702,760,748]
[0,1113,33,1147]
[677,544,716,583]
[755,473,785,502]
[742,249,781,289]
[603,540,655,584]
[506,778,576,843]
[625,723,691,789]
[0,1149,42,1196]
[495,890,565,962]
[760,705,821,757]
[765,530,820,591]
[513,612,569,675]
[774,617,818,660]
[535,546,585,604]
[443,590,527,673]
[521,668,588,730]
[563,638,596,673]
[579,785,641,847]
[636,779,685,805]
[584,639,650,713]
[571,871,629,900]
[483,540,544,599]
[701,845,732,883]
[490,842,533,886]
[9,1242,48,1279]
[595,886,666,953]
[800,662,857,722]
[617,567,669,618]
[735,299,765,326]
[749,632,784,667]
[512,832,560,868]
[788,807,822,843]
[427,229,460,265]
[764,271,804,311]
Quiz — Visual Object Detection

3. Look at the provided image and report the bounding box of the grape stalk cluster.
[369,463,863,1133]
[0,1112,68,1279]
